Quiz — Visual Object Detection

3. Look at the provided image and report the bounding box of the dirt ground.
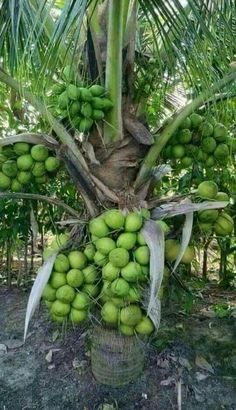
[0,286,235,410]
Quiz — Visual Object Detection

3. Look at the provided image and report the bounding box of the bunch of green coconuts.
[51,65,113,133]
[0,142,60,192]
[162,112,236,169]
[195,180,234,237]
[42,208,201,336]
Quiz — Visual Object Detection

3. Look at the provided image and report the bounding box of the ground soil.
[0,285,235,410]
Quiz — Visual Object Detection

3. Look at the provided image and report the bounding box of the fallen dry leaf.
[179,357,192,371]
[45,350,53,363]
[195,355,214,374]
[0,343,7,354]
[160,376,175,386]
[195,372,209,381]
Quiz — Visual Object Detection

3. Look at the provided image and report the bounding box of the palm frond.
[138,0,236,89]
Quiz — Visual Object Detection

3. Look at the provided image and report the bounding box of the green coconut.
[91,97,104,110]
[17,171,31,185]
[165,239,180,262]
[79,88,92,102]
[66,84,80,100]
[2,160,18,177]
[214,212,234,236]
[0,153,7,167]
[93,251,108,267]
[180,156,193,168]
[51,312,67,323]
[185,144,198,156]
[50,272,67,289]
[32,162,46,177]
[104,209,125,230]
[198,222,213,234]
[111,278,130,297]
[205,156,215,168]
[189,113,203,129]
[17,154,34,171]
[197,150,208,162]
[181,246,195,264]
[92,110,104,121]
[120,324,135,336]
[51,300,71,316]
[89,217,110,237]
[31,145,49,162]
[69,308,87,323]
[125,212,143,232]
[177,129,192,144]
[35,175,47,184]
[72,292,90,310]
[56,284,76,303]
[58,91,69,109]
[50,233,69,250]
[68,250,87,269]
[179,117,191,130]
[54,254,70,272]
[197,180,218,199]
[200,121,214,137]
[66,269,84,288]
[45,157,60,172]
[136,232,146,245]
[82,265,97,284]
[135,316,154,335]
[134,246,150,266]
[140,208,151,220]
[116,232,137,250]
[198,209,219,223]
[100,98,113,111]
[83,244,96,261]
[101,301,119,324]
[102,262,120,281]
[214,144,229,161]
[0,172,11,190]
[11,179,23,192]
[126,286,141,302]
[171,144,185,159]
[80,102,93,118]
[109,248,129,268]
[120,305,142,326]
[89,85,105,97]
[82,283,99,297]
[201,137,217,154]
[121,262,142,282]
[95,237,116,255]
[42,283,56,301]
[215,192,229,202]
[213,123,227,142]
[69,101,81,116]
[13,142,30,155]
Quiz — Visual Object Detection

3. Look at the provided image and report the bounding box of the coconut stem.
[104,0,129,143]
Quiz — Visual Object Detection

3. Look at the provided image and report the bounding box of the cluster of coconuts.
[195,181,234,237]
[88,209,156,337]
[162,113,234,169]
[42,234,99,324]
[0,142,60,192]
[41,209,206,333]
[51,65,113,133]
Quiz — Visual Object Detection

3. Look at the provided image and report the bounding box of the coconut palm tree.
[1,2,235,383]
